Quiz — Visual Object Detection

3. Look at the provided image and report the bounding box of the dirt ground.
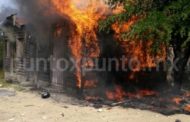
[0,88,190,122]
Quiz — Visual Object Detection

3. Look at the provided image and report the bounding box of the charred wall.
[2,15,37,86]
[50,19,77,93]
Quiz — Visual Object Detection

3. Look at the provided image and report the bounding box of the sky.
[0,0,18,21]
[0,0,17,11]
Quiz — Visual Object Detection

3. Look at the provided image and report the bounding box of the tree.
[99,0,190,90]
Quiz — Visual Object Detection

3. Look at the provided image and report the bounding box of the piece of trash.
[0,84,2,87]
[41,91,50,99]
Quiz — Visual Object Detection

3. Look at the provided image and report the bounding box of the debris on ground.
[41,91,50,99]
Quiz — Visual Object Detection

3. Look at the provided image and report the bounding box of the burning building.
[1,0,190,115]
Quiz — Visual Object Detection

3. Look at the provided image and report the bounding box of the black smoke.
[13,0,62,47]
[0,7,17,22]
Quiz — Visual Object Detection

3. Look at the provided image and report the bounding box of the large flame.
[106,6,166,100]
[51,0,109,88]
[112,16,166,71]
[50,1,166,100]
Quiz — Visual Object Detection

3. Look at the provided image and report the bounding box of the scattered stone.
[61,113,65,117]
[62,106,69,109]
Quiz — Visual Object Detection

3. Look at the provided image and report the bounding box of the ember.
[184,105,190,112]
[106,86,127,101]
[173,97,183,105]
[84,80,98,88]
[106,86,158,101]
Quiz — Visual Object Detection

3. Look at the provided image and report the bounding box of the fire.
[84,80,98,88]
[106,86,127,101]
[50,0,166,98]
[52,0,108,36]
[172,97,183,105]
[51,0,109,88]
[185,92,190,97]
[138,90,157,97]
[112,4,125,14]
[106,86,157,101]
[54,24,63,37]
[112,16,138,35]
[129,90,157,98]
[111,16,166,71]
[184,105,190,112]
[109,11,166,100]
[120,40,166,71]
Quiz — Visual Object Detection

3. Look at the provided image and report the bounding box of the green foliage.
[99,0,190,52]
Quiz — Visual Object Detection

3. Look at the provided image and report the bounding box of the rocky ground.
[0,86,190,122]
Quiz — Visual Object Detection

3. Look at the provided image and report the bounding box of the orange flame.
[106,86,127,101]
[172,97,183,105]
[84,80,98,88]
[112,16,166,71]
[184,105,190,112]
[54,24,63,37]
[51,0,166,92]
[112,4,125,14]
[106,86,157,101]
[112,16,138,34]
[51,0,109,88]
